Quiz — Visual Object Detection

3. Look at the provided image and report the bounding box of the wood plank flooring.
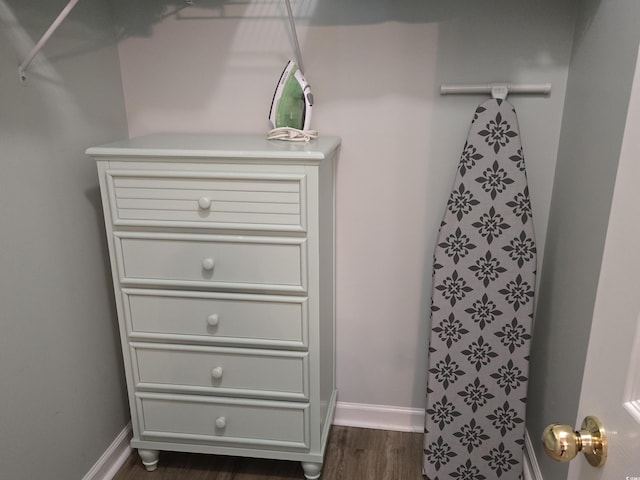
[113,426,424,480]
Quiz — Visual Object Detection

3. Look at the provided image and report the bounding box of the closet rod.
[18,0,81,84]
[440,83,552,96]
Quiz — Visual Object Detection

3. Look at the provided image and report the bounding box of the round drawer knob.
[198,197,212,210]
[211,366,224,379]
[215,416,226,429]
[207,314,220,327]
[202,258,215,271]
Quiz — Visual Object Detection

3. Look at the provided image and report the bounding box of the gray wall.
[1,0,638,478]
[527,1,640,479]
[111,0,576,414]
[0,0,129,478]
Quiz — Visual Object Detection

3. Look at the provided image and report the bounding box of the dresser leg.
[138,449,159,472]
[301,462,322,479]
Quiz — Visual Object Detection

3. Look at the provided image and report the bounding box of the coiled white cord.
[267,127,318,142]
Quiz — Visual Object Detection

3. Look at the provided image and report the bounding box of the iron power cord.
[267,127,318,142]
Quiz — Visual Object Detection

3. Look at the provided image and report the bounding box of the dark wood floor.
[113,426,424,480]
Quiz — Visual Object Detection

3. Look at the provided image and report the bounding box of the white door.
[566,44,640,480]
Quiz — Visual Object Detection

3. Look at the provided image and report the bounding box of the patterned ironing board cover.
[423,98,536,480]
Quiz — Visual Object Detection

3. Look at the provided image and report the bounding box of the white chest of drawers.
[87,134,340,479]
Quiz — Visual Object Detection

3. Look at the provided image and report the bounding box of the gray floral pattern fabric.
[423,99,535,480]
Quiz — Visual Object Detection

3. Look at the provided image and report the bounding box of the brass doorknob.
[542,416,607,467]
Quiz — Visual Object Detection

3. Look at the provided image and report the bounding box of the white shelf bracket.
[284,0,304,73]
[18,0,81,84]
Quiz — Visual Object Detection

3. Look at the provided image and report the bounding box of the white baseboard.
[333,401,425,433]
[82,423,132,480]
[524,428,543,480]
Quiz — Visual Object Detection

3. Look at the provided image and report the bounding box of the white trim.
[82,423,132,480]
[623,313,640,425]
[332,401,424,433]
[524,428,544,480]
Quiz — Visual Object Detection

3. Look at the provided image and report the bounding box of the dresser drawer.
[137,393,309,449]
[123,290,308,348]
[114,233,307,292]
[105,170,306,231]
[132,343,309,400]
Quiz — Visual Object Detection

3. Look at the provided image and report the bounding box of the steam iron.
[269,60,313,131]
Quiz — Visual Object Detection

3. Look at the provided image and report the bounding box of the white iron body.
[269,61,313,131]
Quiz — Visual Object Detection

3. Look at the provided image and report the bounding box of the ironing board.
[423,98,536,480]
